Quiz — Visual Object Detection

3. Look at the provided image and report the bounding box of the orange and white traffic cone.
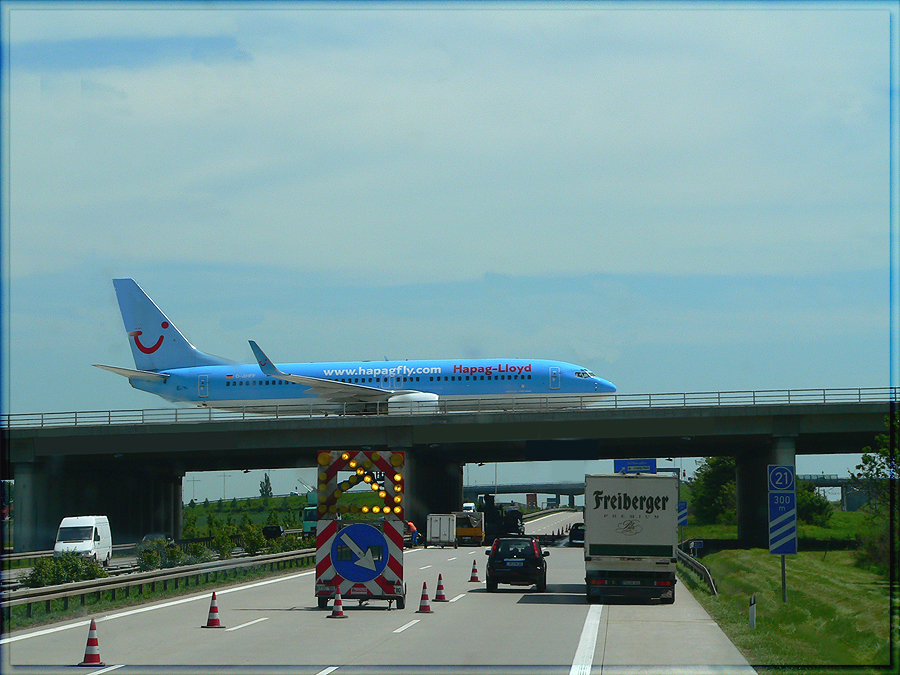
[201,592,226,628]
[469,559,480,582]
[416,581,434,613]
[327,591,348,618]
[434,574,448,602]
[78,619,105,667]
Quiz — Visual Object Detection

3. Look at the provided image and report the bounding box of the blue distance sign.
[768,465,795,492]
[614,458,657,474]
[331,523,389,583]
[768,492,797,555]
[678,501,688,527]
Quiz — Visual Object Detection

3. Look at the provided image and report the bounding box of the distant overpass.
[464,473,865,511]
[3,387,893,550]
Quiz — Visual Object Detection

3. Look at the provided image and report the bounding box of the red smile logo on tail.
[129,321,169,354]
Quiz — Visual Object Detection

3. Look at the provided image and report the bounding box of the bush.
[211,532,233,559]
[242,527,266,556]
[182,542,214,566]
[22,552,108,588]
[137,547,161,571]
[796,480,834,527]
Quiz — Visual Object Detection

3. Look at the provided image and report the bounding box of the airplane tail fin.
[113,278,234,372]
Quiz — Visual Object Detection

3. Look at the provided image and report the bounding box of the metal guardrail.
[2,387,896,429]
[676,547,718,596]
[1,548,315,618]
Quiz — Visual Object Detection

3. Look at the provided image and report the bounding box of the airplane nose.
[597,378,617,393]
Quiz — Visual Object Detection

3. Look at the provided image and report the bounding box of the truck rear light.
[654,580,673,587]
[589,579,608,586]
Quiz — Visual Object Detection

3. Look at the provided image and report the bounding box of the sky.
[1,1,897,503]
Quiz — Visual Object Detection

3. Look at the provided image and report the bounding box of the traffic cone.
[201,592,226,628]
[327,591,348,619]
[77,619,105,667]
[469,559,480,582]
[416,581,433,613]
[434,574,448,602]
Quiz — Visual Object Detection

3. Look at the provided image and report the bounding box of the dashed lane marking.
[225,617,269,632]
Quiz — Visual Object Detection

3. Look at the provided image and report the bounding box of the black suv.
[568,523,585,546]
[485,537,549,592]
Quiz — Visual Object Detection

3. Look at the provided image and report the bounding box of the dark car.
[568,523,585,546]
[485,536,549,592]
[140,532,174,544]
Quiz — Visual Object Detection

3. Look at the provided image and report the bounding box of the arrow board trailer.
[315,450,406,610]
[584,473,678,604]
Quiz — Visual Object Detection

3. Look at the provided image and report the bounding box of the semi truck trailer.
[584,472,678,604]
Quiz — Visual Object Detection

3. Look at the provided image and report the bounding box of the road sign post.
[767,465,797,602]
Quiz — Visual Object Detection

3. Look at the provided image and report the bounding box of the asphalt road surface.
[2,513,756,674]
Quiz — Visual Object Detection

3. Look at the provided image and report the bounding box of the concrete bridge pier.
[404,450,463,530]
[9,454,184,550]
[736,436,796,548]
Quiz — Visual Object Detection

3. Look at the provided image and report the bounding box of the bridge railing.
[2,386,896,429]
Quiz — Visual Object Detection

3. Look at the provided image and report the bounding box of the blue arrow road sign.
[678,501,688,527]
[331,523,389,583]
[768,492,797,555]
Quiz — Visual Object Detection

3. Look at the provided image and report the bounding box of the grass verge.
[679,548,896,674]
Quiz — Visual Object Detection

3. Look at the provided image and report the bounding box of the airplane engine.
[387,392,440,415]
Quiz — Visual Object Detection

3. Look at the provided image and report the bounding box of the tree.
[259,473,273,499]
[182,511,198,539]
[850,413,897,513]
[796,480,833,527]
[849,413,898,576]
[689,456,737,525]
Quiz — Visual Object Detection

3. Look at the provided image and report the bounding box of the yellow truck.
[454,511,485,546]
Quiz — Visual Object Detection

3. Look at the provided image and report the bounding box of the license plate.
[506,560,523,567]
[621,580,640,586]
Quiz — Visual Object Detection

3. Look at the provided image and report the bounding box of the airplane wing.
[94,364,170,382]
[248,341,413,403]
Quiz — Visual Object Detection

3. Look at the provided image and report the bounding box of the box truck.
[54,515,112,567]
[424,513,457,548]
[583,473,677,604]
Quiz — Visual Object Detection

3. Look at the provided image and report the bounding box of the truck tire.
[318,596,329,610]
[396,595,406,610]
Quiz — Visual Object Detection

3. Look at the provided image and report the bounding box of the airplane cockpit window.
[575,369,597,379]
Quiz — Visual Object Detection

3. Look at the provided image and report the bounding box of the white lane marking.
[419,565,432,570]
[448,593,466,603]
[92,666,125,675]
[468,550,477,555]
[225,617,269,632]
[316,667,339,675]
[1,570,316,644]
[393,619,420,633]
[569,604,603,675]
[447,557,457,561]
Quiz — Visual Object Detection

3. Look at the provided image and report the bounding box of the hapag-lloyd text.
[453,363,533,376]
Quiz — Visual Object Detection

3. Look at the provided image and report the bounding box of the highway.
[2,512,755,674]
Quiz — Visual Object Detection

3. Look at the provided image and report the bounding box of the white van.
[54,516,112,567]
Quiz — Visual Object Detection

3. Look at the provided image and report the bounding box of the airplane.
[95,278,617,413]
